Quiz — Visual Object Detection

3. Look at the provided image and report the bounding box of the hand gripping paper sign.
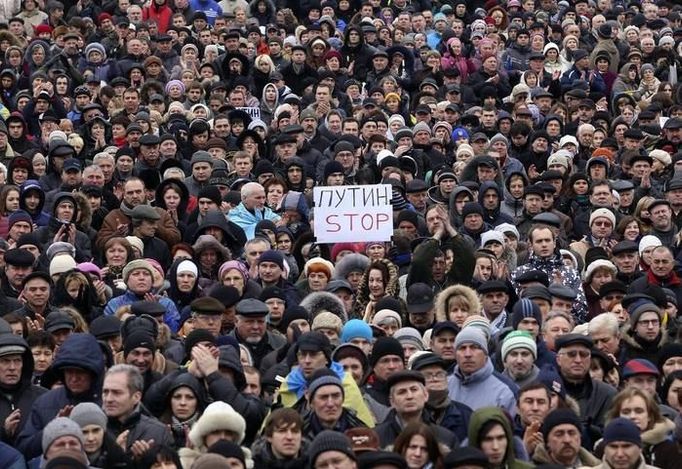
[313,184,394,243]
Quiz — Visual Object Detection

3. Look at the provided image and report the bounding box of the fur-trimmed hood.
[299,290,348,323]
[72,190,92,230]
[621,322,669,350]
[434,283,481,322]
[333,253,370,284]
[642,418,676,446]
[192,234,230,260]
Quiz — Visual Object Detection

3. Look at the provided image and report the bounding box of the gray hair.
[93,152,114,165]
[587,312,620,337]
[541,311,574,332]
[106,364,144,395]
[245,237,271,250]
[241,182,264,202]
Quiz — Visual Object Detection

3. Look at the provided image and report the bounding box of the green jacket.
[468,407,534,469]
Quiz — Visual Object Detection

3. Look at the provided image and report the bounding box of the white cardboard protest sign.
[313,184,394,243]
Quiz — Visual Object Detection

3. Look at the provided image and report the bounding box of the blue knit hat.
[511,298,543,330]
[258,249,284,270]
[342,319,373,343]
[603,418,641,447]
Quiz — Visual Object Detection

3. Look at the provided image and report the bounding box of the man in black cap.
[121,327,159,393]
[191,297,226,338]
[2,248,35,299]
[405,283,435,334]
[229,298,286,371]
[308,430,358,469]
[0,330,47,445]
[134,133,162,174]
[601,418,651,469]
[554,334,616,441]
[411,352,472,442]
[531,408,599,466]
[611,241,642,284]
[374,370,458,448]
[130,204,171,270]
[478,280,511,334]
[362,336,405,424]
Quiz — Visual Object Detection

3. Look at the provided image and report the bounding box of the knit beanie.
[125,236,144,255]
[589,208,616,227]
[370,337,404,368]
[46,241,76,261]
[165,79,186,94]
[208,440,245,465]
[501,330,537,361]
[50,255,77,277]
[413,121,431,136]
[341,319,373,343]
[189,401,246,447]
[197,186,222,206]
[42,417,84,453]
[658,343,682,371]
[639,235,662,255]
[324,160,345,180]
[629,302,662,327]
[280,306,310,332]
[122,259,154,283]
[456,144,475,159]
[258,250,285,270]
[393,327,425,352]
[185,329,216,358]
[309,431,356,467]
[541,409,582,442]
[123,330,156,357]
[511,298,543,330]
[308,372,344,399]
[454,327,488,353]
[461,315,492,339]
[312,311,343,334]
[8,210,31,229]
[461,202,484,219]
[372,309,402,328]
[177,260,199,277]
[69,402,107,429]
[603,418,642,447]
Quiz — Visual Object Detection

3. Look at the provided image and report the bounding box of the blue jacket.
[16,334,105,459]
[228,202,281,240]
[447,359,518,418]
[0,441,25,469]
[189,0,222,25]
[104,290,179,333]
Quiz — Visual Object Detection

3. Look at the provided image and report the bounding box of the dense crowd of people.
[0,0,681,468]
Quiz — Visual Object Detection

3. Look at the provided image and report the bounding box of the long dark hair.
[394,422,443,469]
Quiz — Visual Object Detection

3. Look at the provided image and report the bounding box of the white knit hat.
[589,208,616,227]
[480,230,505,248]
[639,235,662,255]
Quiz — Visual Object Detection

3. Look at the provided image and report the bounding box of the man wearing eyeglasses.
[620,301,668,366]
[554,334,616,443]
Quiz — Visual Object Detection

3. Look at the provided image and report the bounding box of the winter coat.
[228,202,281,240]
[374,409,458,449]
[560,372,616,442]
[578,455,658,469]
[96,205,181,250]
[105,290,180,333]
[590,39,620,74]
[434,284,482,322]
[16,333,105,459]
[447,359,518,418]
[229,328,286,372]
[252,437,308,469]
[18,179,51,227]
[0,334,46,444]
[279,362,374,428]
[478,180,515,227]
[34,216,93,262]
[468,407,534,469]
[619,323,669,365]
[532,442,600,467]
[339,25,375,82]
[107,405,173,452]
[512,252,589,324]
